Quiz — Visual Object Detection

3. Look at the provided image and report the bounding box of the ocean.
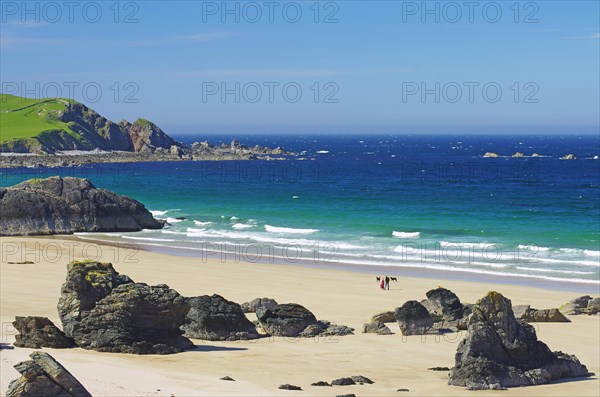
[2,134,599,287]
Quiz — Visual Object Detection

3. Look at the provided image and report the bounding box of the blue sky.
[1,1,599,134]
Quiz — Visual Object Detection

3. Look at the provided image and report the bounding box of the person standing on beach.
[385,276,390,290]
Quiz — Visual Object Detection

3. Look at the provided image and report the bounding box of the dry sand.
[1,236,598,396]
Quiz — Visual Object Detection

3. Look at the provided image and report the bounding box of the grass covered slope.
[0,94,179,154]
[0,95,81,152]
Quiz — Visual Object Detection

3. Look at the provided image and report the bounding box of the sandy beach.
[1,236,598,396]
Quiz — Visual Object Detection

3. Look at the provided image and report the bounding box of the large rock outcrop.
[57,260,133,337]
[421,287,463,321]
[448,291,589,390]
[72,283,193,354]
[6,351,91,397]
[394,301,434,335]
[256,303,319,337]
[127,118,179,153]
[182,294,260,341]
[12,316,75,349]
[0,176,163,236]
[57,260,192,354]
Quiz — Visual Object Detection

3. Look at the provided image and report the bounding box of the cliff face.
[127,119,179,153]
[0,176,163,236]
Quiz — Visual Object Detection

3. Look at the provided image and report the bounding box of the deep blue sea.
[2,135,599,286]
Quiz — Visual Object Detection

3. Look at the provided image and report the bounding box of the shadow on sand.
[190,345,248,352]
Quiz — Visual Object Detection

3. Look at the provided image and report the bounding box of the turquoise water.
[2,134,599,285]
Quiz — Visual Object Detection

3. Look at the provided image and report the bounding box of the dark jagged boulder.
[331,377,355,386]
[350,375,374,384]
[57,260,133,338]
[362,321,393,335]
[311,381,331,386]
[256,303,319,337]
[421,287,463,321]
[182,294,260,341]
[256,303,353,337]
[71,282,193,354]
[394,301,434,335]
[6,351,91,397]
[512,305,570,322]
[240,297,278,313]
[12,316,75,349]
[448,291,589,390]
[278,384,302,390]
[0,176,162,236]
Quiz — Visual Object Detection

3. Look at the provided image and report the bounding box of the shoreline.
[1,235,598,396]
[31,234,600,294]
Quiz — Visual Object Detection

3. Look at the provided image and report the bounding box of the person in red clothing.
[379,278,385,289]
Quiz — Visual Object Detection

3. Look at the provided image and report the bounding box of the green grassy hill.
[0,94,77,141]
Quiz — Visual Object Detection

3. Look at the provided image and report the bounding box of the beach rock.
[350,375,374,384]
[182,294,260,341]
[71,282,193,354]
[0,176,162,236]
[331,377,355,386]
[370,310,396,323]
[311,381,331,386]
[321,324,354,336]
[241,297,278,313]
[448,291,589,390]
[220,376,235,381]
[12,316,75,349]
[422,287,463,321]
[428,367,450,371]
[396,389,409,392]
[6,351,91,397]
[483,152,500,158]
[587,298,600,315]
[278,384,302,391]
[512,305,569,322]
[58,260,133,338]
[362,321,393,335]
[560,296,593,315]
[336,395,356,397]
[256,303,319,337]
[395,301,433,335]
